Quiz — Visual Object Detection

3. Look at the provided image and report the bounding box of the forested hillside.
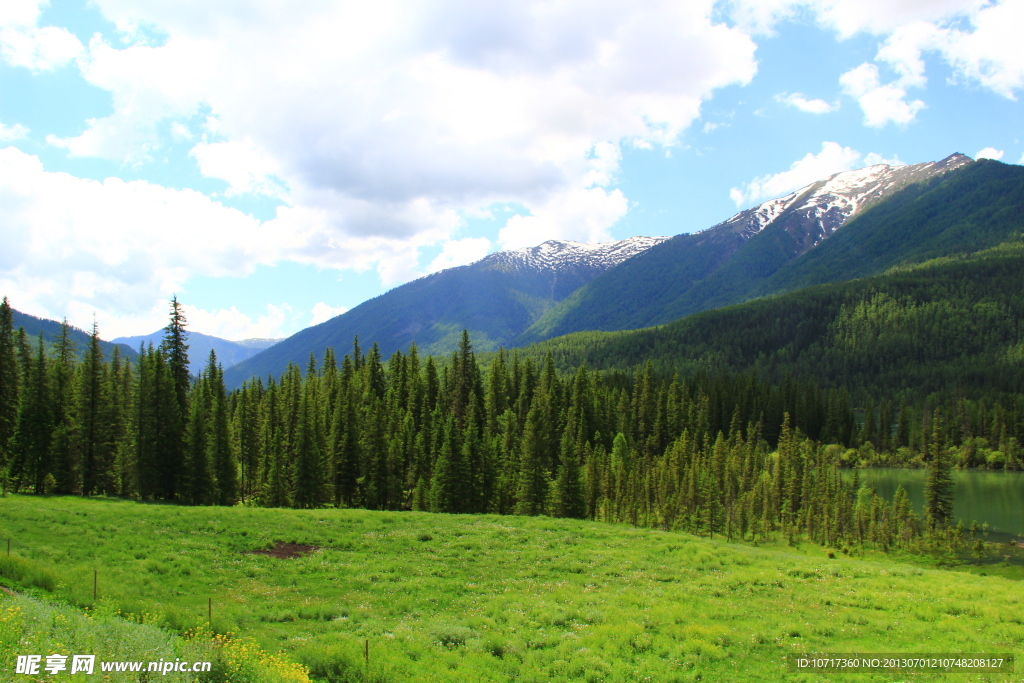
[522,241,1024,401]
[754,158,1024,296]
[10,306,136,362]
[519,157,1023,344]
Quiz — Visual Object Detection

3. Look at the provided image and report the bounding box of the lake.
[844,469,1024,540]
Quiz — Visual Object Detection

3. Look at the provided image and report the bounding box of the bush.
[0,555,56,592]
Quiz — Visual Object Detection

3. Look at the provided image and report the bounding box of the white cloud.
[729,141,864,206]
[8,0,764,332]
[498,186,629,249]
[839,62,925,127]
[310,302,349,327]
[427,237,492,273]
[1019,152,1024,164]
[933,0,1024,99]
[48,35,208,163]
[0,0,83,71]
[54,0,756,251]
[733,0,1024,135]
[0,146,294,337]
[863,152,905,166]
[776,92,839,114]
[809,0,985,39]
[976,147,1004,160]
[0,122,28,141]
[190,137,286,198]
[729,0,985,39]
[184,303,293,341]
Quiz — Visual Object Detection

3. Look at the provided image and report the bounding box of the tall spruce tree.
[924,409,954,531]
[159,296,190,499]
[50,320,80,494]
[0,297,18,492]
[206,353,237,506]
[184,372,212,505]
[108,347,135,497]
[293,373,324,509]
[78,321,114,496]
[515,399,549,516]
[14,336,53,493]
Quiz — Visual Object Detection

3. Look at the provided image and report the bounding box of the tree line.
[0,297,982,551]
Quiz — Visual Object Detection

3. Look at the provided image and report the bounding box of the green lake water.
[844,469,1024,539]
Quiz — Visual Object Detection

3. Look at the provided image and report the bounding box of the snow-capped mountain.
[226,151,993,386]
[224,234,667,386]
[480,236,671,273]
[515,152,984,343]
[717,153,972,251]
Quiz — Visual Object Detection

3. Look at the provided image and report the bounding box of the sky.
[0,0,1021,341]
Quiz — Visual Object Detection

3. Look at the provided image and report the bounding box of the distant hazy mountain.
[223,236,668,387]
[516,153,976,344]
[9,307,137,361]
[112,330,281,375]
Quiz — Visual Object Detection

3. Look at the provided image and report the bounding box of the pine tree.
[159,297,190,499]
[293,378,324,509]
[50,320,80,494]
[206,352,237,505]
[108,347,136,497]
[135,344,165,499]
[429,416,464,513]
[514,399,549,516]
[13,335,52,493]
[924,409,954,531]
[0,297,19,492]
[235,379,263,502]
[331,356,360,507]
[550,447,586,519]
[184,374,212,505]
[261,378,290,508]
[78,321,114,496]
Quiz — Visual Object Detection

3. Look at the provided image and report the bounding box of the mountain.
[223,236,668,387]
[521,240,1024,399]
[112,330,281,375]
[9,307,137,361]
[516,153,975,344]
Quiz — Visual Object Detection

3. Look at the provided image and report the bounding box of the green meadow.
[1,495,1022,682]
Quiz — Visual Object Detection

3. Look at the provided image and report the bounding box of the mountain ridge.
[515,153,975,344]
[223,235,668,387]
[8,306,137,361]
[112,330,281,375]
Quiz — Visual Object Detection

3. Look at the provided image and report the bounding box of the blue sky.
[0,0,1021,340]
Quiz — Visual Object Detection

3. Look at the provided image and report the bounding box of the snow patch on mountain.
[713,152,973,248]
[480,235,671,272]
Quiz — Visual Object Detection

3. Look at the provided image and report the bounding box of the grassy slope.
[0,496,1021,682]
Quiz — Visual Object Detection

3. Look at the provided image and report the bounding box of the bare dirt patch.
[247,542,319,559]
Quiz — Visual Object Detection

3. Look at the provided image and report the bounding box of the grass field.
[0,495,1022,682]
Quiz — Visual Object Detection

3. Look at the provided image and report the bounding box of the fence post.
[364,639,369,666]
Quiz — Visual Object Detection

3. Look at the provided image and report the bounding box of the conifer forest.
[3,296,1017,554]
